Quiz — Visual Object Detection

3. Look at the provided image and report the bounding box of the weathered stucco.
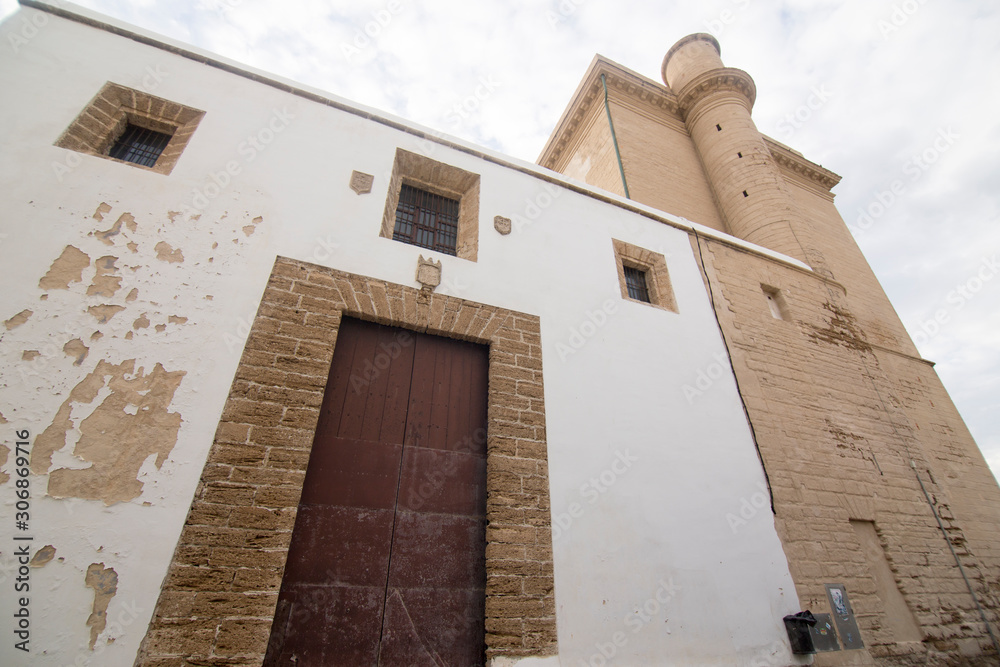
[4,308,33,329]
[31,545,57,567]
[85,563,119,649]
[39,245,90,290]
[33,359,185,504]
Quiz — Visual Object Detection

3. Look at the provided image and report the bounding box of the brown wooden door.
[264,317,488,666]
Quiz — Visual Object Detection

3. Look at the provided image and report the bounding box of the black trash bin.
[783,610,817,654]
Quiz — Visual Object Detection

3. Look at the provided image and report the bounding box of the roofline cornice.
[674,67,757,118]
[537,57,682,171]
[538,55,841,192]
[764,137,842,190]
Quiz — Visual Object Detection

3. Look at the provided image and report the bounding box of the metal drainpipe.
[601,73,631,200]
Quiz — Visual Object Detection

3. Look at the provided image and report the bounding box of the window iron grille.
[624,265,651,302]
[393,184,459,256]
[108,123,172,168]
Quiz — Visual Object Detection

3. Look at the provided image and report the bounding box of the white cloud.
[1,0,998,480]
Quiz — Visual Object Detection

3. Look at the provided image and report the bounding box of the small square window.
[54,82,204,175]
[393,184,459,256]
[612,239,677,312]
[380,149,481,262]
[108,123,173,168]
[623,265,650,302]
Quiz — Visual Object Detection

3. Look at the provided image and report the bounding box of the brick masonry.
[134,257,557,666]
[695,235,1000,665]
[545,39,1000,663]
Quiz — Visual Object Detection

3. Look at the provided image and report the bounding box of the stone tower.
[662,33,818,268]
[539,33,1000,665]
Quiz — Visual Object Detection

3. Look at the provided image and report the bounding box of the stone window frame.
[135,256,557,664]
[54,81,205,175]
[612,238,677,312]
[380,148,481,261]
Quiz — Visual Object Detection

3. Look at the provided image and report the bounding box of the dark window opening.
[393,184,459,256]
[108,123,172,168]
[624,265,650,303]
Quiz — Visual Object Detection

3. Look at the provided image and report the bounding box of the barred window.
[53,82,205,176]
[623,266,650,303]
[108,123,173,168]
[612,239,676,312]
[393,184,459,256]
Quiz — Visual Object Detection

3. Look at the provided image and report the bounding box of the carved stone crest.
[494,215,511,235]
[416,255,442,292]
[349,170,374,195]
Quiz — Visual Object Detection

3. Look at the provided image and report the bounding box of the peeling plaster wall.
[0,6,802,666]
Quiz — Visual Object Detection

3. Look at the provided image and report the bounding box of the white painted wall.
[0,5,807,665]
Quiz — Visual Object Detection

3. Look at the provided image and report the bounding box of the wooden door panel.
[445,346,474,450]
[315,317,364,439]
[336,321,382,440]
[428,335,454,449]
[298,437,402,510]
[266,317,488,666]
[397,447,487,515]
[362,324,416,444]
[378,587,486,666]
[404,331,438,449]
[267,584,384,666]
[281,505,394,587]
[387,511,486,590]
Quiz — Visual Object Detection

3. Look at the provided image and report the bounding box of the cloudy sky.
[3,0,998,479]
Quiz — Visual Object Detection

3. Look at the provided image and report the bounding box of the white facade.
[0,3,808,665]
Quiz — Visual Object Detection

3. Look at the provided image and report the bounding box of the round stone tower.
[662,34,811,264]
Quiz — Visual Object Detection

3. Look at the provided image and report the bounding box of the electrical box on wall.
[784,585,866,655]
